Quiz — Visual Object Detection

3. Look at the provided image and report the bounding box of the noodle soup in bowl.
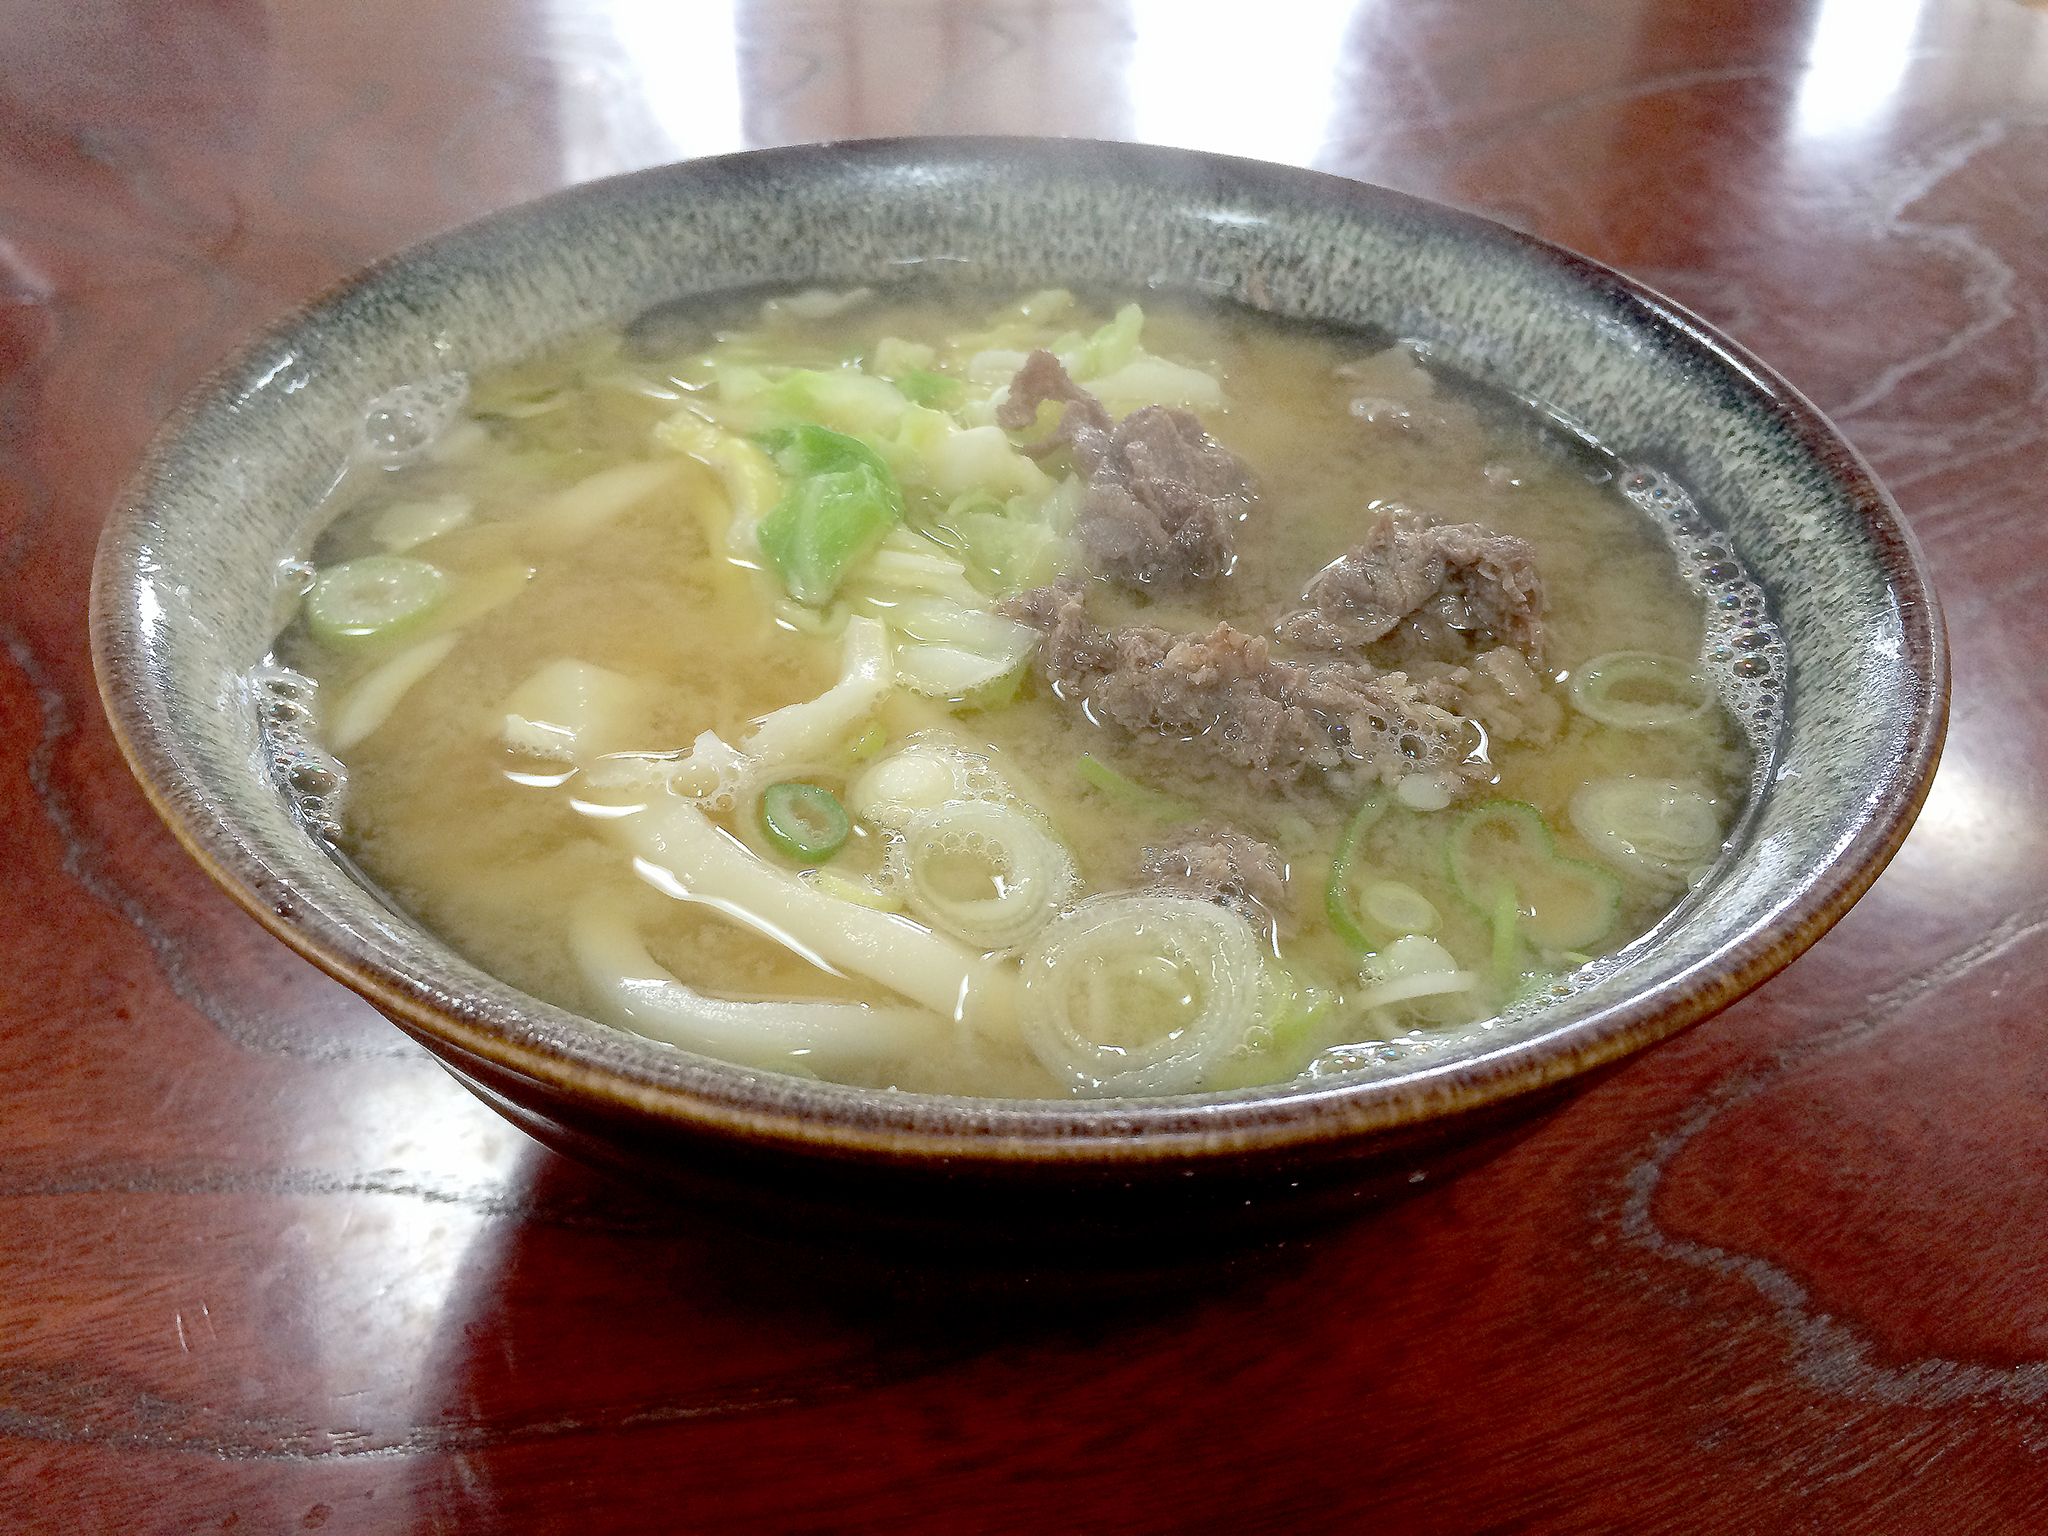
[92,140,1944,1246]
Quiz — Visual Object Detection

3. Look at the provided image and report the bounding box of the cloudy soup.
[273,283,1772,1099]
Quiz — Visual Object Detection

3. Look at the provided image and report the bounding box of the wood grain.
[5,1,2046,1530]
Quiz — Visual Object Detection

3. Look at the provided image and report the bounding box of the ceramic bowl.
[90,139,1945,1248]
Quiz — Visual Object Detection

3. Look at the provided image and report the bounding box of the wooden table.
[6,2,2044,1529]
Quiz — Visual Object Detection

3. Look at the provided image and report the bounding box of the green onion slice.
[758,781,851,863]
[1018,894,1276,1097]
[893,800,1077,952]
[303,555,448,644]
[1446,799,1621,953]
[1075,754,1200,821]
[1357,880,1441,936]
[1568,651,1716,729]
[1570,778,1724,878]
[1489,878,1521,986]
[1323,791,1390,956]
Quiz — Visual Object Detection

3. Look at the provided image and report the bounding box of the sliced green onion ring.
[1075,754,1200,821]
[1570,777,1725,881]
[1323,791,1389,956]
[847,737,1012,831]
[1568,651,1716,729]
[1351,969,1481,1013]
[892,800,1077,952]
[303,555,448,644]
[1489,878,1520,985]
[1357,880,1440,936]
[758,781,851,862]
[1447,799,1621,953]
[1352,935,1478,1013]
[1019,894,1274,1097]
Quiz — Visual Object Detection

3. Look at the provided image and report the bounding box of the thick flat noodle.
[1004,582,1480,790]
[998,350,1252,590]
[1275,507,1544,661]
[1136,821,1290,928]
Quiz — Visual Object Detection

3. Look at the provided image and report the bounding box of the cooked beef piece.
[1275,507,1544,662]
[1459,645,1564,745]
[1137,821,1290,927]
[997,348,1114,458]
[1003,582,1480,791]
[997,350,1253,590]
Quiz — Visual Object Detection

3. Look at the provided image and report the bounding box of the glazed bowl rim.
[90,136,1948,1167]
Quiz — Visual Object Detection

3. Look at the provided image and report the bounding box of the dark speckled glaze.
[89,139,1945,1235]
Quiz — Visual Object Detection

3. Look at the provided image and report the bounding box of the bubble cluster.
[356,374,469,466]
[1616,466,1783,781]
[889,804,1076,945]
[246,663,346,840]
[847,734,1015,831]
[1450,464,1786,1038]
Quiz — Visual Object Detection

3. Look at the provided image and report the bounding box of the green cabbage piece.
[762,368,908,436]
[895,368,964,410]
[754,424,905,606]
[1050,302,1145,379]
[955,503,1066,594]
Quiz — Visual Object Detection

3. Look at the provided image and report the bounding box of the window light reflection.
[1792,0,1924,145]
[277,1073,529,1449]
[1126,0,1359,166]
[1900,749,2014,883]
[549,0,746,183]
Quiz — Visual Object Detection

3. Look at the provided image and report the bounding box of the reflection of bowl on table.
[89,138,1945,1244]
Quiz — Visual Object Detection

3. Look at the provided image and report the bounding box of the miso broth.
[276,285,1768,1099]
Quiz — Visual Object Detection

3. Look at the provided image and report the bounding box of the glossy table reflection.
[6,1,2047,1530]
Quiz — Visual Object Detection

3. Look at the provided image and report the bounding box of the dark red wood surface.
[6,2,2046,1530]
